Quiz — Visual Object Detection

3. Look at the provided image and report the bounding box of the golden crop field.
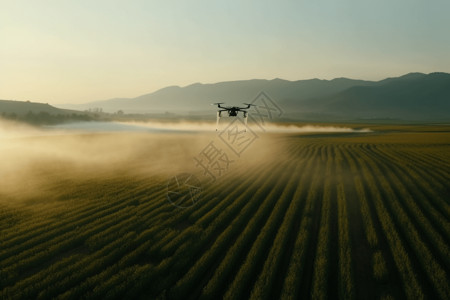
[0,124,449,299]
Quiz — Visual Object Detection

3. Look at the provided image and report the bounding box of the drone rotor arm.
[212,102,225,108]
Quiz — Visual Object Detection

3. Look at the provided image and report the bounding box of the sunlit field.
[1,121,449,299]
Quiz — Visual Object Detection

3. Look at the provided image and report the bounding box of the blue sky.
[1,0,449,104]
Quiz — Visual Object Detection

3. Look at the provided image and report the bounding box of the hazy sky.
[1,0,449,104]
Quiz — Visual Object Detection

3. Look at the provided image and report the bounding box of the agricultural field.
[0,124,449,299]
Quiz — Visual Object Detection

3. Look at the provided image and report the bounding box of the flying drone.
[212,102,254,130]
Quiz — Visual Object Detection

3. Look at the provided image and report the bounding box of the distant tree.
[89,107,103,113]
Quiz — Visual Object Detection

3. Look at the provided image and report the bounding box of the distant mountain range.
[58,76,375,116]
[288,72,450,120]
[57,72,450,121]
[4,72,450,122]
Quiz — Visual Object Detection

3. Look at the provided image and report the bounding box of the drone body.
[213,103,254,130]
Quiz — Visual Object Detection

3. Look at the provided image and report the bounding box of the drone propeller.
[212,102,224,105]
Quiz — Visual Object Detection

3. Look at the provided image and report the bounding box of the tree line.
[0,111,94,125]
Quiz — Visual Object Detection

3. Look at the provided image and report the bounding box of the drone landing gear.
[215,111,249,132]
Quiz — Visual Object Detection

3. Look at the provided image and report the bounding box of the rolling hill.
[0,100,76,116]
[0,100,93,125]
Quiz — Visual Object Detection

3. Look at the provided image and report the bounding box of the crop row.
[1,135,449,299]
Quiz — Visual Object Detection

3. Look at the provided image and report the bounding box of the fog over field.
[0,119,262,199]
[115,121,373,134]
[46,120,372,133]
[0,120,206,200]
[0,119,371,200]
